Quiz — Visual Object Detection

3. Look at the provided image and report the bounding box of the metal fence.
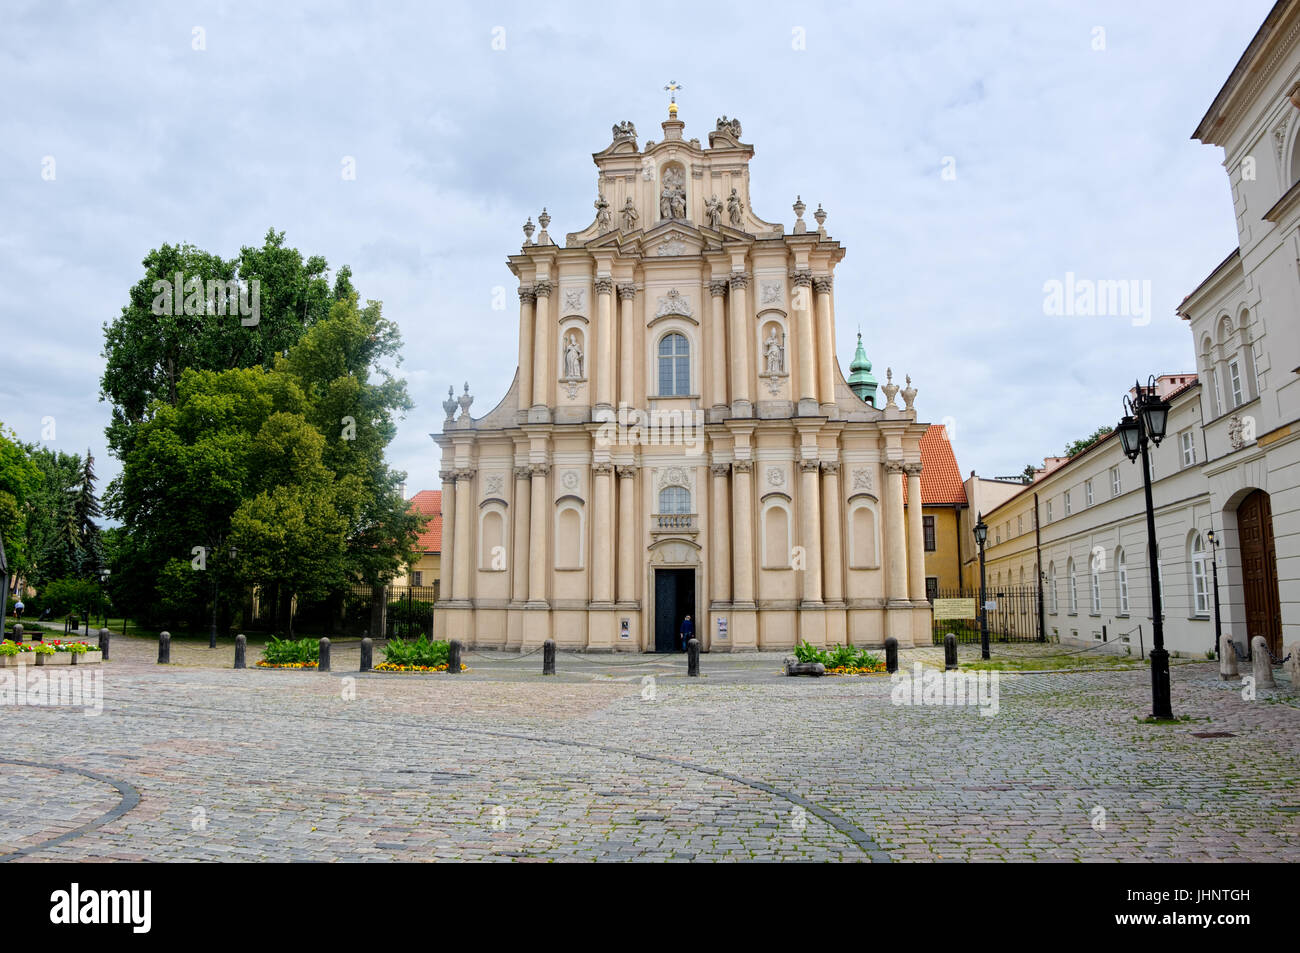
[930,584,1043,644]
[246,582,440,638]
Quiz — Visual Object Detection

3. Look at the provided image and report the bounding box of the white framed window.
[1110,466,1121,497]
[1047,563,1058,614]
[1017,515,1023,536]
[1117,548,1129,614]
[658,485,691,514]
[1090,564,1101,614]
[1180,430,1196,468]
[1085,479,1094,507]
[1068,558,1078,614]
[1191,533,1209,616]
[1229,360,1243,408]
[1064,490,1072,516]
[657,332,690,396]
[1210,366,1223,417]
[1046,500,1053,522]
[995,528,1001,544]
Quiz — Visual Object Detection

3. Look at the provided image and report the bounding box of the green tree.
[72,448,105,580]
[22,447,82,587]
[1065,426,1114,458]
[0,424,42,580]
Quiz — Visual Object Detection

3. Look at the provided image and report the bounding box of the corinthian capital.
[533,280,553,298]
[820,461,840,475]
[710,463,732,476]
[513,466,532,481]
[439,469,458,484]
[617,283,638,301]
[455,467,478,483]
[518,285,536,305]
[732,460,754,474]
[790,269,813,288]
[615,464,637,479]
[903,462,923,477]
[884,461,906,475]
[708,280,728,297]
[813,276,834,294]
[594,277,614,296]
[728,272,751,290]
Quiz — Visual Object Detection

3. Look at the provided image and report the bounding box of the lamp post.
[974,513,990,660]
[1116,376,1172,718]
[99,568,111,629]
[1206,528,1222,660]
[210,544,236,649]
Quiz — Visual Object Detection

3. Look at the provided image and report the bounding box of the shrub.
[794,640,883,671]
[383,634,450,668]
[34,578,105,618]
[387,598,434,639]
[261,636,320,665]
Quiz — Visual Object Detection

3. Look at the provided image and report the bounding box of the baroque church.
[434,103,933,651]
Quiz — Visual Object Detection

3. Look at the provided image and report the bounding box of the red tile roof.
[904,424,968,506]
[408,490,442,554]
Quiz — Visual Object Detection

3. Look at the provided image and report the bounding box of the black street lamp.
[1206,528,1222,660]
[1117,376,1172,718]
[210,544,237,649]
[973,513,990,660]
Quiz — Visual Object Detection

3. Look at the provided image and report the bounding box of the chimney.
[399,482,407,500]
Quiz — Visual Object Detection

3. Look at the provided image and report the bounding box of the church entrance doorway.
[1237,489,1282,657]
[653,568,695,653]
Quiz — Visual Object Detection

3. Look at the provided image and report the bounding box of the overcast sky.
[0,0,1271,501]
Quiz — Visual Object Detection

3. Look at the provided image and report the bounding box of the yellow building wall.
[922,505,964,592]
[395,553,441,591]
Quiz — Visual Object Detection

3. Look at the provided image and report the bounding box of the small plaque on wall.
[620,618,630,640]
[717,617,728,640]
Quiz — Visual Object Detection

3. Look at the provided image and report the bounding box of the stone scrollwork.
[655,289,694,318]
[851,467,873,492]
[562,288,586,314]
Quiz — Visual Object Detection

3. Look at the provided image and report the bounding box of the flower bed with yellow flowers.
[255,660,318,669]
[796,641,887,676]
[373,662,468,673]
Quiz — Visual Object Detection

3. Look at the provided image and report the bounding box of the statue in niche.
[705,195,723,228]
[727,187,744,226]
[660,166,686,220]
[620,197,639,231]
[594,193,611,231]
[764,328,786,375]
[564,333,584,379]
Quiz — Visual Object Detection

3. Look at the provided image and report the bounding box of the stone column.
[884,461,908,601]
[710,463,732,603]
[798,459,824,604]
[728,273,751,414]
[531,280,552,408]
[452,468,476,601]
[820,461,843,603]
[731,461,755,604]
[510,465,531,603]
[905,463,927,601]
[616,465,637,602]
[516,286,535,413]
[527,464,550,604]
[439,468,456,600]
[792,270,816,412]
[618,284,636,410]
[594,278,614,410]
[708,280,728,413]
[814,276,835,411]
[592,462,614,603]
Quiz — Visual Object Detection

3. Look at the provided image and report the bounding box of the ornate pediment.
[654,289,695,319]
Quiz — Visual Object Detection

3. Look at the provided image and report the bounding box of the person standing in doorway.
[679,614,694,652]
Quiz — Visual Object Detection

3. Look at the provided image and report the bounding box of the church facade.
[433,106,933,651]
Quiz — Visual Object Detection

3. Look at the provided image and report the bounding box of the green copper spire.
[848,330,878,407]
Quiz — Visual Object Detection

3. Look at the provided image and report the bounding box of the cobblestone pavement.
[1,635,1297,861]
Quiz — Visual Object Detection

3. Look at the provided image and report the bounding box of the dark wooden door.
[1238,490,1282,657]
[653,569,694,652]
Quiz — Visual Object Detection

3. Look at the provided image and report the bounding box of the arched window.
[658,485,691,514]
[1047,562,1058,614]
[658,333,690,396]
[1190,533,1209,616]
[1117,548,1129,614]
[1068,558,1078,614]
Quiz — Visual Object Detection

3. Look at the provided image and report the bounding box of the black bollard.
[543,639,556,675]
[158,631,171,664]
[885,636,898,674]
[447,639,462,674]
[318,637,331,672]
[687,638,700,676]
[98,627,110,661]
[944,633,958,671]
[11,623,22,645]
[234,634,246,669]
[360,637,373,672]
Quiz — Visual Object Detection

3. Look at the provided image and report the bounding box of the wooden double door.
[1237,489,1282,657]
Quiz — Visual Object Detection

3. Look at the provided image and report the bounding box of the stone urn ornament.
[457,382,474,419]
[522,217,535,245]
[793,195,807,234]
[442,386,458,421]
[901,375,917,412]
[882,368,899,408]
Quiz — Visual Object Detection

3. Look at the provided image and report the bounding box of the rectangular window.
[1085,479,1093,506]
[1017,515,1023,536]
[995,528,1001,544]
[925,577,939,601]
[1046,500,1053,522]
[1181,430,1196,468]
[923,515,936,552]
[1064,490,1072,516]
[1210,367,1222,417]
[413,571,423,587]
[1229,360,1243,408]
[1110,466,1121,497]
